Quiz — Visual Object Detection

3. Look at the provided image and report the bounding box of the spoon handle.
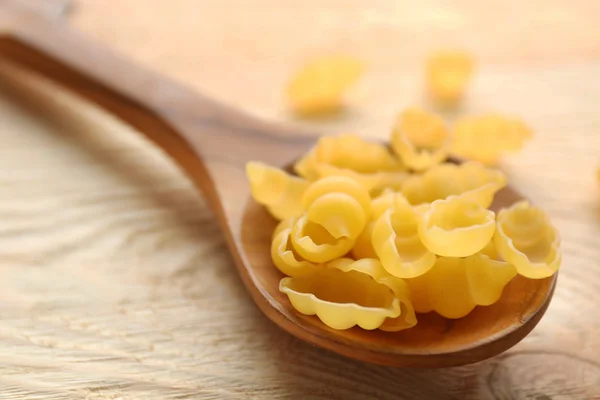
[0,0,311,205]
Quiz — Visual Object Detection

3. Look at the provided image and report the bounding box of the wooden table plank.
[0,1,598,399]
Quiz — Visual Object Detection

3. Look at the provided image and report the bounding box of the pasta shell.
[418,196,495,257]
[494,201,561,279]
[316,134,403,173]
[306,192,367,240]
[293,135,409,192]
[351,221,378,260]
[279,259,401,330]
[401,161,506,208]
[391,107,450,171]
[426,50,474,105]
[330,258,417,332]
[271,228,320,277]
[286,55,364,115]
[372,195,436,278]
[291,214,355,263]
[451,115,533,165]
[425,257,477,319]
[464,242,518,306]
[280,258,416,331]
[273,216,298,240]
[246,161,310,220]
[406,249,517,318]
[302,175,371,220]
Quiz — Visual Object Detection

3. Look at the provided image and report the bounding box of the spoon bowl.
[0,1,557,368]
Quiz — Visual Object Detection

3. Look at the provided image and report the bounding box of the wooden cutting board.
[0,0,599,399]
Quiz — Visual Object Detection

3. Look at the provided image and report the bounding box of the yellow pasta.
[391,107,450,171]
[302,175,371,218]
[316,134,403,173]
[301,176,371,240]
[401,161,506,208]
[246,161,310,220]
[463,241,518,306]
[306,193,367,240]
[273,216,298,240]
[494,201,561,279]
[418,196,496,257]
[426,50,474,105]
[290,214,355,263]
[243,92,562,331]
[371,189,397,220]
[451,114,533,165]
[404,273,433,314]
[293,135,409,192]
[271,228,320,277]
[351,221,378,260]
[279,258,416,330]
[371,194,436,278]
[426,257,477,319]
[406,251,516,319]
[286,55,364,115]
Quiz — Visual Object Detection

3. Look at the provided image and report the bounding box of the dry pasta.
[406,250,517,319]
[279,258,416,330]
[246,161,310,220]
[494,201,561,279]
[401,161,506,208]
[418,196,496,257]
[391,107,450,171]
[426,50,474,105]
[293,134,409,192]
[371,194,436,278]
[451,114,533,165]
[286,56,364,115]
[246,98,561,332]
[271,227,320,277]
[290,214,355,263]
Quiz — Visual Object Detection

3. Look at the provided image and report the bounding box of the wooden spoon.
[0,1,557,368]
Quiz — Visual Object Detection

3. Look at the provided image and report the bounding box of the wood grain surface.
[0,0,599,399]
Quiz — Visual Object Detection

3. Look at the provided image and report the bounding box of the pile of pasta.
[246,107,561,331]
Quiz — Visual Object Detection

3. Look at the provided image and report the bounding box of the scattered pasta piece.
[272,227,320,277]
[451,114,533,165]
[402,161,506,208]
[286,55,364,115]
[290,214,355,263]
[247,161,310,220]
[494,201,561,279]
[294,134,409,192]
[391,107,450,171]
[418,196,496,257]
[316,134,403,173]
[372,194,436,278]
[426,50,474,106]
